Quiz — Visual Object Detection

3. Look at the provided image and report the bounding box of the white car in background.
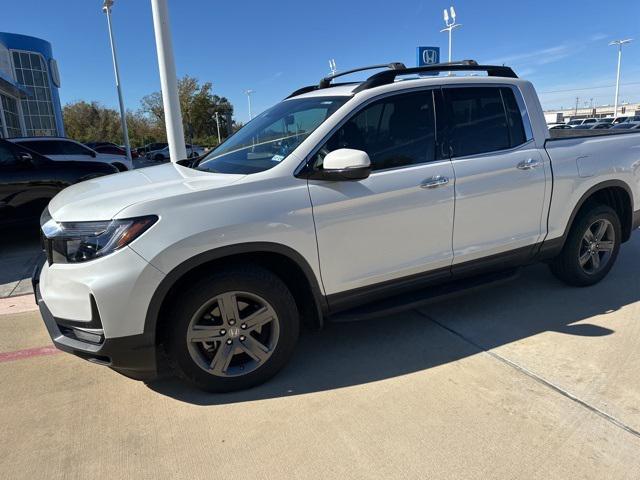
[8,137,133,171]
[147,144,205,161]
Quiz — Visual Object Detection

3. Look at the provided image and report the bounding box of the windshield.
[197,96,348,174]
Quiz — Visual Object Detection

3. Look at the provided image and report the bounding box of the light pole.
[214,111,221,144]
[102,0,132,163]
[440,5,462,73]
[150,0,187,162]
[609,39,632,118]
[329,59,337,76]
[244,89,254,120]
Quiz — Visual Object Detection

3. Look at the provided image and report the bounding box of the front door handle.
[517,158,542,170]
[420,175,449,189]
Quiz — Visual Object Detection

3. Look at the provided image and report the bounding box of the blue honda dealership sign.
[416,46,440,75]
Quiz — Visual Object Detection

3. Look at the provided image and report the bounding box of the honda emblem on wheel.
[228,327,240,338]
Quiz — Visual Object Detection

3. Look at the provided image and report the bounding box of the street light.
[329,59,337,76]
[102,0,132,163]
[609,38,632,118]
[244,89,254,120]
[440,5,462,71]
[214,111,221,144]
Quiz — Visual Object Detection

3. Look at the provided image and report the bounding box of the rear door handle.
[420,175,449,189]
[517,158,542,170]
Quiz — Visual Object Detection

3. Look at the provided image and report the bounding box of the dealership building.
[0,32,64,139]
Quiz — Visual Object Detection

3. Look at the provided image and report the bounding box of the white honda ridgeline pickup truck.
[34,61,640,392]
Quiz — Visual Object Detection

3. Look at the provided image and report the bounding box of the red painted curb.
[0,346,60,363]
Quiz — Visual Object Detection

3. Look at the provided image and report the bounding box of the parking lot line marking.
[0,346,60,363]
[416,310,640,441]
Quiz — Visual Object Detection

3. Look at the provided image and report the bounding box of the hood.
[48,162,244,221]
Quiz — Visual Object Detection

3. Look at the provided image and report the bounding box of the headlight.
[41,216,157,264]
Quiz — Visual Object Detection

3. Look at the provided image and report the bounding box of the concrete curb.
[0,294,38,316]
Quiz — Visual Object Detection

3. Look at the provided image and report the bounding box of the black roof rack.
[285,60,517,99]
[353,60,518,93]
[285,63,406,99]
[318,62,407,88]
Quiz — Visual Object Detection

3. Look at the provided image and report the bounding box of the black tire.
[153,154,165,161]
[549,203,621,286]
[111,162,127,172]
[166,266,299,392]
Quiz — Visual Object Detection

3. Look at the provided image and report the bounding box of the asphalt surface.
[1,235,640,479]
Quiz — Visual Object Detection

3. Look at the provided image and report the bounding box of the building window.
[0,93,23,138]
[12,51,57,136]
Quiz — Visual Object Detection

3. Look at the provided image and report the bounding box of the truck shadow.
[0,227,42,293]
[148,238,640,406]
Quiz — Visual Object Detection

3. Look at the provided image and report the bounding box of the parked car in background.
[0,138,117,227]
[566,118,599,127]
[136,142,168,157]
[85,142,139,159]
[548,123,572,130]
[611,122,640,130]
[572,124,595,130]
[565,119,586,127]
[9,137,133,171]
[612,116,633,125]
[35,60,640,392]
[573,122,612,130]
[146,144,205,161]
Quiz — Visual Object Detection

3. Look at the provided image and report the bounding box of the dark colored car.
[85,142,139,159]
[0,138,118,227]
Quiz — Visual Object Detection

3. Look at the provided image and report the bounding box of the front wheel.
[166,266,300,392]
[549,204,621,286]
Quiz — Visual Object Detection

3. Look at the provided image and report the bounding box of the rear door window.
[444,86,527,158]
[57,141,92,156]
[18,140,59,155]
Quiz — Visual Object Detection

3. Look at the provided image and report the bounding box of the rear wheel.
[111,162,127,172]
[166,266,300,392]
[549,204,621,286]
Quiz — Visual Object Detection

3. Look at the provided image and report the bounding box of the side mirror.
[89,150,97,158]
[310,148,371,181]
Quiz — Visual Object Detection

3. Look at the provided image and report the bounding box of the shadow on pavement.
[148,246,639,405]
[0,226,42,291]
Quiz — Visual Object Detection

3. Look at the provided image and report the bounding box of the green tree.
[141,75,233,144]
[63,101,166,147]
[62,101,121,143]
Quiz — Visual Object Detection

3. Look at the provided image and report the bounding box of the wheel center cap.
[228,327,240,338]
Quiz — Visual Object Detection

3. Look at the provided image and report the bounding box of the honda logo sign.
[416,46,440,76]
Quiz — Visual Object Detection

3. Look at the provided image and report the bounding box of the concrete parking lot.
[1,235,640,479]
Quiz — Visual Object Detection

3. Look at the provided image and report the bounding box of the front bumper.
[33,259,158,381]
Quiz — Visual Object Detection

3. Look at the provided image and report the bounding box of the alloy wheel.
[578,219,615,275]
[186,291,280,377]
